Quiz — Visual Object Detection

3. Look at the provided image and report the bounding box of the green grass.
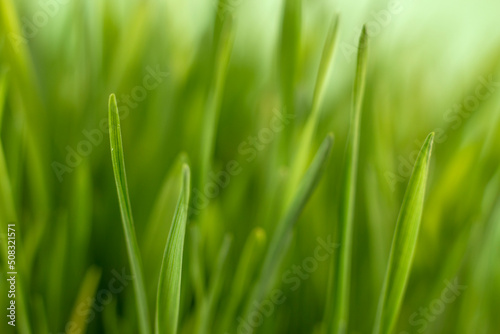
[326,25,368,334]
[155,164,191,334]
[1,0,500,333]
[373,133,435,334]
[243,133,333,320]
[108,94,151,334]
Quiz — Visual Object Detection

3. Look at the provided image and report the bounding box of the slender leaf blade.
[287,14,340,196]
[155,164,191,334]
[244,133,334,317]
[199,18,234,189]
[327,25,368,334]
[68,266,102,334]
[196,234,233,334]
[279,0,302,111]
[219,227,267,333]
[372,132,435,334]
[108,93,152,334]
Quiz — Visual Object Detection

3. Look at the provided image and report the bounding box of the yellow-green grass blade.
[103,299,120,334]
[0,0,43,109]
[0,137,32,334]
[244,133,334,317]
[287,13,340,199]
[108,2,152,90]
[143,153,190,309]
[0,142,16,224]
[108,94,152,334]
[46,213,68,329]
[199,17,234,189]
[458,196,500,333]
[155,164,191,334]
[0,69,7,132]
[372,132,435,334]
[189,224,206,305]
[327,25,368,334]
[311,13,341,122]
[196,234,233,334]
[278,0,302,111]
[32,296,49,334]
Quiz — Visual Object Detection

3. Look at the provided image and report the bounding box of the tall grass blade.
[143,152,189,258]
[108,2,152,89]
[278,0,302,112]
[372,132,435,334]
[244,133,334,318]
[0,70,7,132]
[189,224,206,304]
[108,93,152,334]
[68,266,102,334]
[287,14,340,195]
[1,0,50,219]
[155,164,191,334]
[199,17,234,188]
[0,135,32,334]
[327,25,368,334]
[196,234,233,334]
[219,228,267,333]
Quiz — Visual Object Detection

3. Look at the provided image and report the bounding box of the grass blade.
[189,224,206,305]
[196,234,233,334]
[278,0,302,112]
[199,17,234,189]
[108,94,152,334]
[0,137,32,334]
[327,25,368,334]
[372,132,435,334]
[0,70,8,132]
[287,14,340,196]
[219,228,267,333]
[244,133,334,318]
[143,152,189,259]
[155,164,191,334]
[68,266,102,334]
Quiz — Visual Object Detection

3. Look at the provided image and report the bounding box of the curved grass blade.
[155,164,191,334]
[103,299,121,334]
[219,227,267,333]
[327,25,368,334]
[68,266,102,334]
[372,132,435,334]
[244,133,334,318]
[199,17,234,189]
[196,234,233,334]
[287,13,340,197]
[108,94,152,334]
[32,296,49,334]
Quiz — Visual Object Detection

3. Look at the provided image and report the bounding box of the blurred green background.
[1,0,500,333]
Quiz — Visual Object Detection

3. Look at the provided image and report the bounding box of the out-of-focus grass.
[325,26,367,334]
[109,94,151,334]
[155,164,190,334]
[373,132,434,334]
[1,0,500,333]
